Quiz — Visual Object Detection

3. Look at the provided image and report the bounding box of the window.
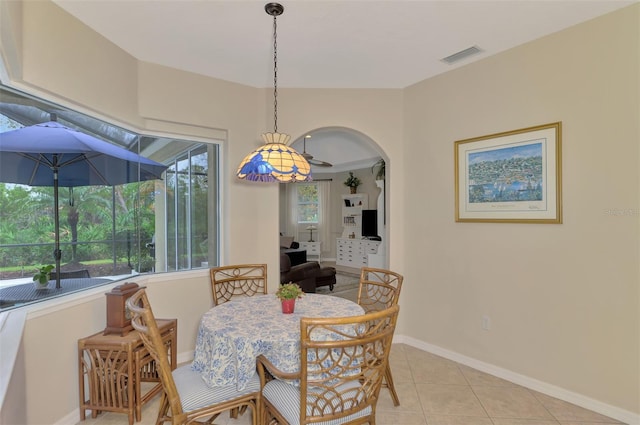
[0,85,220,309]
[296,183,319,224]
[164,144,216,271]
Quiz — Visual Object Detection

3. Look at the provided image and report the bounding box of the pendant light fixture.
[236,2,312,183]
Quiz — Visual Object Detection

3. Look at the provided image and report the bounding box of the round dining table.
[191,293,364,390]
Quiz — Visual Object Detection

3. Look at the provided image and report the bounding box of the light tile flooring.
[77,343,624,425]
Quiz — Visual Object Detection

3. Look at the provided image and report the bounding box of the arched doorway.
[280,126,389,272]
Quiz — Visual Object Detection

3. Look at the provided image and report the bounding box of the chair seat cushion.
[173,365,259,412]
[263,379,371,425]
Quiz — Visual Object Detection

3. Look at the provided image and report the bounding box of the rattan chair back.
[209,264,267,305]
[127,289,187,424]
[357,266,404,407]
[127,289,258,425]
[259,305,399,425]
[357,267,404,313]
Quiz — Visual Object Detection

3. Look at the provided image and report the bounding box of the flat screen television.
[361,209,380,240]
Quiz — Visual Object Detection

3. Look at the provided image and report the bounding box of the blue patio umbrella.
[0,119,167,289]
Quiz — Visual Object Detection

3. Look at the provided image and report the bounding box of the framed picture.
[455,122,562,223]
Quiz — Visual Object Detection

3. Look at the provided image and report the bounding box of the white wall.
[0,0,637,423]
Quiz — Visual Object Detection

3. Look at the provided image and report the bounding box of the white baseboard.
[57,342,638,425]
[396,334,639,425]
[55,410,79,425]
[178,350,194,365]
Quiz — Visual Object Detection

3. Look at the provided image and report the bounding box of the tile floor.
[77,342,625,425]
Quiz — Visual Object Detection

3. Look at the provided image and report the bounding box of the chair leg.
[230,405,248,419]
[203,413,221,424]
[384,364,400,406]
[155,392,170,425]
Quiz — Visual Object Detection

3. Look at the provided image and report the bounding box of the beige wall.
[20,0,140,127]
[20,272,212,425]
[0,0,638,423]
[403,4,639,414]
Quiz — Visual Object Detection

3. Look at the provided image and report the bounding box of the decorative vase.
[281,298,296,314]
[350,186,357,194]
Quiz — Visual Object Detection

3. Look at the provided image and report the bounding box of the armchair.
[280,254,337,293]
[280,253,318,293]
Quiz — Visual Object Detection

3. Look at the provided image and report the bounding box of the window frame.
[295,183,319,225]
[0,84,220,310]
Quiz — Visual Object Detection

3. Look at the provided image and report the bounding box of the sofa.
[280,253,337,293]
[281,249,307,266]
[279,235,300,250]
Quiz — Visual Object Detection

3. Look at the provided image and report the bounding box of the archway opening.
[279,126,389,276]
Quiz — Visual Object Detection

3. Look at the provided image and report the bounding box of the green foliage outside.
[296,184,319,223]
[0,181,158,275]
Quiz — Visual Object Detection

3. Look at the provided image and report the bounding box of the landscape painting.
[455,122,562,223]
[468,142,543,204]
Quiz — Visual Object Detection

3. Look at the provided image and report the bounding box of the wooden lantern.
[104,282,142,336]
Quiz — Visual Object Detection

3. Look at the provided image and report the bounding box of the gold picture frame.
[455,122,562,223]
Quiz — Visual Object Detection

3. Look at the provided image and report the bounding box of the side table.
[78,319,177,425]
[299,241,322,263]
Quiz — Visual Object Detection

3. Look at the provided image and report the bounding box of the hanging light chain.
[272,11,278,133]
[236,3,312,182]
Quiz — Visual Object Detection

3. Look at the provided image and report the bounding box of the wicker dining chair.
[126,288,259,425]
[257,305,400,425]
[357,267,404,406]
[209,264,268,306]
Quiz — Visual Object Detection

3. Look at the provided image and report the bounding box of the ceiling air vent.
[441,46,483,65]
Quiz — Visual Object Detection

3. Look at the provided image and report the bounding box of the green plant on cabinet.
[371,159,385,180]
[344,172,362,193]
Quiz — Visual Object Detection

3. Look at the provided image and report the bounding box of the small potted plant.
[33,264,54,289]
[344,171,362,194]
[275,282,305,314]
[371,159,385,180]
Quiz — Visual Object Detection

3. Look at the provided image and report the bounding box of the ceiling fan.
[301,135,332,167]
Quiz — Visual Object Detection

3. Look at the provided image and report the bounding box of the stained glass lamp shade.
[236,132,311,183]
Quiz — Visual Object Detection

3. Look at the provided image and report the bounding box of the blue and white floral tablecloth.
[191,293,364,389]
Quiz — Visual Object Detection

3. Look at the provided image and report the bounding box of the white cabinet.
[336,238,380,268]
[367,180,386,268]
[338,194,376,268]
[298,241,322,263]
[341,194,368,238]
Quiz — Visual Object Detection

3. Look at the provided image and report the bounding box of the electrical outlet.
[482,315,491,331]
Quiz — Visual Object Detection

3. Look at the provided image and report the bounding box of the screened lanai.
[0,85,219,309]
